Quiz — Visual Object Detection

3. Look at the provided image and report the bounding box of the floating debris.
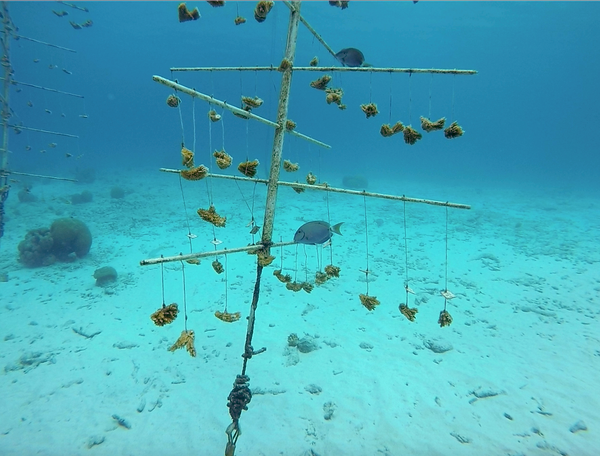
[62,68,72,75]
[238,159,259,178]
[178,3,200,22]
[52,10,68,17]
[234,16,246,25]
[61,113,66,118]
[58,1,89,12]
[166,94,180,108]
[310,74,331,90]
[40,149,46,154]
[249,225,260,235]
[420,116,445,132]
[309,56,318,67]
[403,126,422,145]
[65,153,72,158]
[25,145,31,151]
[254,1,274,22]
[444,121,464,139]
[360,102,378,118]
[48,64,56,69]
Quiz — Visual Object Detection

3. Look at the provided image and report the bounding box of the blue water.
[2,2,600,455]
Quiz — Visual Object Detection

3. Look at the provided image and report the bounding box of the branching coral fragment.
[166,94,180,108]
[306,172,317,185]
[178,3,200,22]
[208,110,221,122]
[310,75,331,90]
[315,271,328,285]
[392,121,405,134]
[324,264,340,278]
[168,329,196,357]
[444,121,464,139]
[360,103,379,118]
[399,303,418,322]
[257,250,275,267]
[254,1,274,22]
[285,120,296,131]
[403,126,422,145]
[286,281,304,292]
[150,303,179,326]
[242,96,264,109]
[180,165,209,181]
[207,1,225,7]
[309,56,318,67]
[197,205,227,227]
[181,146,194,168]
[212,259,224,274]
[234,16,246,25]
[380,124,394,137]
[215,310,241,322]
[283,160,299,172]
[359,293,380,311]
[278,58,292,72]
[274,269,292,283]
[438,310,453,327]
[213,150,232,169]
[238,160,259,177]
[420,116,446,132]
[325,87,343,106]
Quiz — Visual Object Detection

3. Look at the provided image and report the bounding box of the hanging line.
[294,243,299,283]
[369,71,373,103]
[176,87,185,145]
[180,259,189,331]
[206,107,217,243]
[303,245,309,283]
[160,255,166,307]
[178,175,195,252]
[428,73,433,119]
[279,236,285,271]
[451,74,456,122]
[444,205,449,310]
[388,71,393,124]
[326,187,333,266]
[363,193,370,295]
[192,95,197,155]
[403,200,409,304]
[408,72,413,126]
[224,253,229,313]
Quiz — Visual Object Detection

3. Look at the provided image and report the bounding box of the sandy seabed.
[1,168,598,456]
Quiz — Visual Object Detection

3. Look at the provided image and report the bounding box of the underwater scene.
[1,1,599,455]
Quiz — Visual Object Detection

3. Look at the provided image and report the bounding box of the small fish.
[16,88,21,92]
[49,64,55,69]
[45,109,52,114]
[81,19,93,27]
[49,142,57,148]
[33,59,39,63]
[40,149,46,153]
[79,114,88,118]
[294,221,343,245]
[65,153,72,158]
[27,101,33,107]
[335,48,365,67]
[69,21,82,29]
[62,68,72,75]
[52,10,68,17]
[25,145,31,151]
[61,113,66,117]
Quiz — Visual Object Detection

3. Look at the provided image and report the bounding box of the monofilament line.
[180,260,189,331]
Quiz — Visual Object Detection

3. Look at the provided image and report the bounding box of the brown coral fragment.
[359,294,380,311]
[310,75,331,90]
[169,329,196,357]
[306,172,317,185]
[166,94,180,108]
[212,259,224,274]
[242,96,264,109]
[392,121,405,134]
[180,165,209,181]
[309,56,319,67]
[273,269,292,283]
[360,103,379,118]
[181,146,194,168]
[215,310,241,322]
[238,159,259,177]
[286,281,304,292]
[178,3,200,22]
[150,303,179,326]
[444,121,464,139]
[420,116,446,132]
[438,310,453,327]
[315,271,328,285]
[285,119,296,131]
[324,264,340,278]
[257,250,275,267]
[301,282,314,293]
[254,0,274,22]
[329,1,349,9]
[186,259,200,265]
[403,126,422,145]
[234,16,246,25]
[208,110,221,122]
[207,1,225,7]
[325,87,343,106]
[283,160,299,172]
[380,124,394,137]
[233,105,252,119]
[213,150,232,169]
[291,184,305,194]
[399,303,418,322]
[278,58,292,72]
[197,205,227,227]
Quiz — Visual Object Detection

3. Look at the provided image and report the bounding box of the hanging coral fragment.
[234,16,246,25]
[213,150,232,169]
[181,146,194,168]
[207,1,225,7]
[169,329,197,357]
[283,160,299,172]
[238,160,259,177]
[178,3,200,22]
[359,293,380,311]
[309,56,319,67]
[273,269,292,283]
[181,164,209,181]
[380,121,404,137]
[241,96,263,109]
[150,303,179,326]
[167,94,181,108]
[324,264,340,278]
[310,75,331,90]
[360,103,378,118]
[438,310,452,327]
[420,116,445,132]
[306,172,317,185]
[212,259,224,274]
[208,109,221,122]
[325,87,344,109]
[215,311,241,322]
[444,121,464,139]
[403,126,422,145]
[254,1,274,22]
[285,120,296,131]
[198,205,227,227]
[399,303,418,322]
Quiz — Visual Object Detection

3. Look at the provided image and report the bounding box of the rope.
[444,205,449,310]
[389,71,393,124]
[160,256,166,307]
[178,175,194,252]
[408,72,413,126]
[192,96,196,154]
[224,254,229,313]
[363,193,370,295]
[403,200,409,304]
[428,73,433,119]
[180,259,189,331]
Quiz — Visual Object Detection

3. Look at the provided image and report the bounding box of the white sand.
[0,169,598,456]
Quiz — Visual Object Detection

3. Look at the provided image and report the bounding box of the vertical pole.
[0,1,12,241]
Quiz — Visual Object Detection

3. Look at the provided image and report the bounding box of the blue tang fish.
[294,221,344,245]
